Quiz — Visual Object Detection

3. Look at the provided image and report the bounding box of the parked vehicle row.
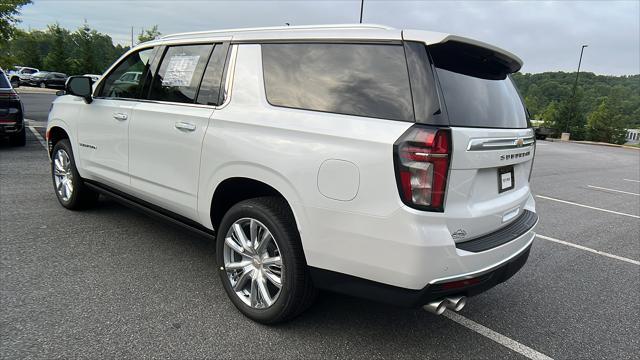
[7,66,39,87]
[0,68,26,146]
[26,71,69,88]
[6,67,103,89]
[47,24,537,324]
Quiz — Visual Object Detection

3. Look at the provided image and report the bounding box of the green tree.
[138,25,161,43]
[540,101,560,127]
[71,23,97,74]
[43,23,70,73]
[587,98,628,144]
[0,0,31,45]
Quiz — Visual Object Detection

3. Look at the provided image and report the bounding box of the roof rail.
[160,23,395,40]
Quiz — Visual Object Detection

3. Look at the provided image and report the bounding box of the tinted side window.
[0,72,10,88]
[99,48,154,99]
[404,41,445,125]
[196,44,229,106]
[262,43,414,121]
[149,44,213,104]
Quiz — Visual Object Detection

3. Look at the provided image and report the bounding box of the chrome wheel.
[53,149,74,201]
[223,218,283,309]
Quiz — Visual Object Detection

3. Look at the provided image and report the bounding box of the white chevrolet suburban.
[47,24,537,324]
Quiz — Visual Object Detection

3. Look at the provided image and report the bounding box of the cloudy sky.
[17,0,640,75]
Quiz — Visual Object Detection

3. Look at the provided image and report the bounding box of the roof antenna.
[359,0,364,23]
[285,22,290,26]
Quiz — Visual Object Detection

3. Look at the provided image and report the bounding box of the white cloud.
[18,0,640,75]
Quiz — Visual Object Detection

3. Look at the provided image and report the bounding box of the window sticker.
[162,55,200,87]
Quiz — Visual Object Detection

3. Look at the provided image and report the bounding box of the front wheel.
[39,82,46,88]
[51,139,99,209]
[216,197,316,324]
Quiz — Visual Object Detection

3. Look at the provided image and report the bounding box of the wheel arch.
[201,162,308,245]
[208,176,304,236]
[46,125,70,156]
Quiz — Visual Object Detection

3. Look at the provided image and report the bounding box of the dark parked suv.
[0,68,26,146]
[28,72,68,88]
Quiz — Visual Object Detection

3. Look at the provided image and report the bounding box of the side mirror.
[65,76,93,104]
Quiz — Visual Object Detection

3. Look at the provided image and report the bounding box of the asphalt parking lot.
[1,92,639,359]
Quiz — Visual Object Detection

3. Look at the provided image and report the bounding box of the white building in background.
[626,129,640,144]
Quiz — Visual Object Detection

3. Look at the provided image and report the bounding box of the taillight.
[0,91,19,100]
[393,126,451,211]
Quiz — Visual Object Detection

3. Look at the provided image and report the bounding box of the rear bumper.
[310,236,533,307]
[0,121,24,134]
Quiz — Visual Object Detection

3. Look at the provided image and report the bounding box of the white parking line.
[443,311,554,360]
[623,179,640,183]
[536,234,640,266]
[28,126,47,149]
[536,195,640,219]
[587,185,640,196]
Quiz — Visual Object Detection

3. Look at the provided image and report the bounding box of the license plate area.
[498,165,515,193]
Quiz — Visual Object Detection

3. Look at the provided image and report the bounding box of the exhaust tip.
[444,296,466,312]
[423,300,447,315]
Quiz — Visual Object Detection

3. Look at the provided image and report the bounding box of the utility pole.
[565,44,588,133]
[359,0,364,23]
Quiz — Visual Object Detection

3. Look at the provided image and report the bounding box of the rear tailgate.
[446,127,535,241]
[408,32,535,242]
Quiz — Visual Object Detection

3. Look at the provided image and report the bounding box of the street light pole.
[359,0,364,23]
[566,44,588,133]
[572,45,588,93]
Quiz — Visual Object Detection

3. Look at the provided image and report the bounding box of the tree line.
[512,72,639,144]
[0,23,162,76]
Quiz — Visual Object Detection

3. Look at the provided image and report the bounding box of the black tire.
[40,82,46,88]
[9,127,26,147]
[51,139,99,210]
[10,77,20,88]
[216,197,317,324]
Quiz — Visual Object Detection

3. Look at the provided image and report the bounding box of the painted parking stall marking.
[444,312,554,360]
[586,185,640,196]
[536,234,640,266]
[536,195,640,219]
[28,126,47,149]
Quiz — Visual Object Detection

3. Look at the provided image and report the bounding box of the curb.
[544,138,640,150]
[15,87,59,94]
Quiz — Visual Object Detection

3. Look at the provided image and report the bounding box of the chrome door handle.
[112,112,128,121]
[174,122,196,132]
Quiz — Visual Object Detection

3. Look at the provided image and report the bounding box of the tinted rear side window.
[0,72,9,88]
[196,43,229,106]
[262,43,414,121]
[436,70,527,129]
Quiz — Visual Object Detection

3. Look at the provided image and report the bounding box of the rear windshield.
[436,69,527,128]
[427,41,527,129]
[262,43,414,122]
[0,71,10,88]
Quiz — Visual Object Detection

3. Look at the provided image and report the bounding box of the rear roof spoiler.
[402,30,523,78]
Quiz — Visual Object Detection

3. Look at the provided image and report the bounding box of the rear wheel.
[51,139,99,209]
[10,77,19,88]
[9,128,26,147]
[39,82,46,88]
[216,197,316,324]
